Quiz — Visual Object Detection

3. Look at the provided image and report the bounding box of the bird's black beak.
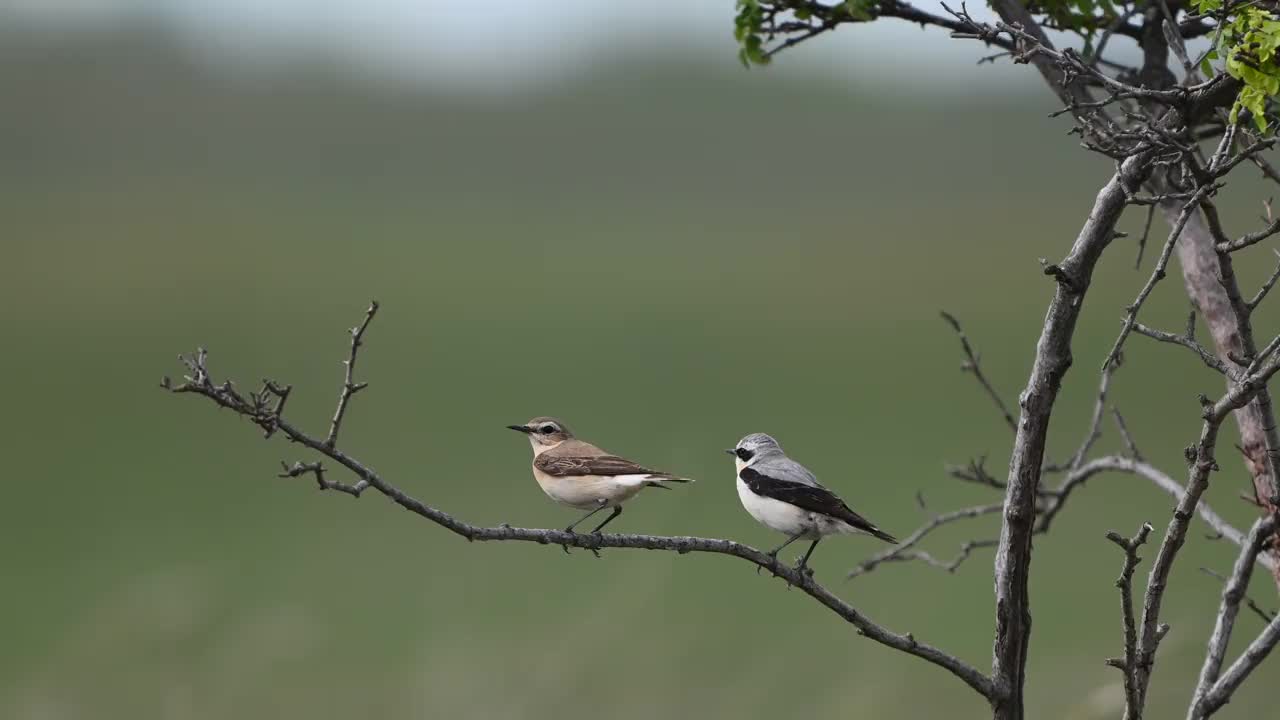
[507,424,532,434]
[724,448,737,456]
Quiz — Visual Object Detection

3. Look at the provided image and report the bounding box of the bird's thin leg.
[565,504,607,533]
[758,534,803,574]
[562,503,608,557]
[590,506,622,534]
[795,539,821,575]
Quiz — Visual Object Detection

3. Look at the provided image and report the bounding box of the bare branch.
[864,539,1000,576]
[1189,516,1277,719]
[753,0,1017,61]
[165,304,996,701]
[1135,203,1156,270]
[946,455,1007,490]
[1067,352,1119,471]
[1164,194,1280,593]
[1196,593,1280,716]
[324,300,378,448]
[1114,409,1145,462]
[1040,455,1271,572]
[1160,13,1197,82]
[1200,567,1277,624]
[1216,217,1280,254]
[847,502,1002,579]
[1251,151,1280,187]
[1247,249,1280,311]
[1132,319,1237,377]
[1089,5,1142,70]
[1132,351,1280,711]
[1104,183,1218,371]
[1106,522,1154,719]
[940,311,1017,432]
[278,460,368,497]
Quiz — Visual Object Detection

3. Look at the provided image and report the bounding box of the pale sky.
[0,0,1084,94]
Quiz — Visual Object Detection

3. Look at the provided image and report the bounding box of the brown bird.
[507,416,693,538]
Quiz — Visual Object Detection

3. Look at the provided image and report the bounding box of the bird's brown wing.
[535,453,677,479]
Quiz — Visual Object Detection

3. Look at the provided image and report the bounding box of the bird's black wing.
[739,466,896,543]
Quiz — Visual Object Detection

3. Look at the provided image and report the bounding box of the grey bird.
[727,432,896,572]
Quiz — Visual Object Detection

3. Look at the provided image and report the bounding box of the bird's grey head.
[507,416,574,449]
[726,433,784,465]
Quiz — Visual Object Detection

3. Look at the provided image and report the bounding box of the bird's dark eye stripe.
[735,448,754,461]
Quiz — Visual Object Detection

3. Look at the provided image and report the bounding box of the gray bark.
[990,155,1152,719]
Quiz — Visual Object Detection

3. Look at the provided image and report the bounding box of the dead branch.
[1189,516,1278,719]
[941,311,1017,432]
[164,303,996,700]
[1105,522,1154,719]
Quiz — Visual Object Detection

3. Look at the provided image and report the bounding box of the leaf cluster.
[1197,0,1280,131]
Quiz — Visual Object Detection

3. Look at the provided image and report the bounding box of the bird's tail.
[643,473,694,490]
[867,526,897,544]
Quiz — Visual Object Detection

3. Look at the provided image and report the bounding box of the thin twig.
[1132,319,1237,377]
[1136,204,1156,270]
[940,311,1017,432]
[1247,249,1280,311]
[1069,355,1119,470]
[324,301,378,448]
[847,503,1003,579]
[1104,183,1219,371]
[1200,567,1277,624]
[279,460,369,496]
[1114,409,1145,462]
[946,455,1006,490]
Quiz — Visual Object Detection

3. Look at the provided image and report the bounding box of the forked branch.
[164,303,995,701]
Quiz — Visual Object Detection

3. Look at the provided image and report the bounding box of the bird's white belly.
[535,470,649,509]
[736,478,847,538]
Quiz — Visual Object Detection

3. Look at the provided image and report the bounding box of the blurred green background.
[4,4,1279,719]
